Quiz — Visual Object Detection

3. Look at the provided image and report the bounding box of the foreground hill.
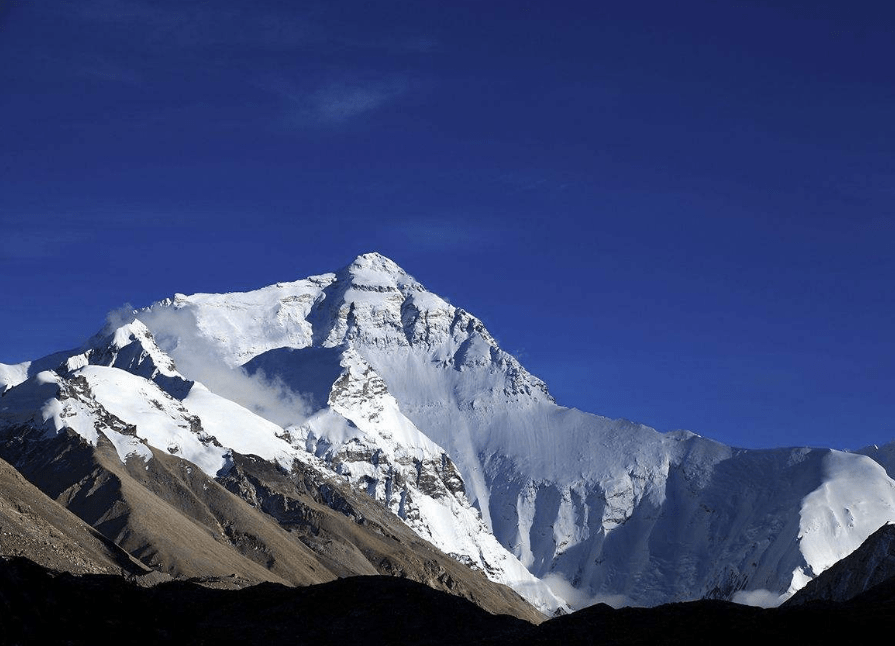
[0,456,148,577]
[3,554,895,646]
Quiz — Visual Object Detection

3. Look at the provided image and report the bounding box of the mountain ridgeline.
[2,252,894,615]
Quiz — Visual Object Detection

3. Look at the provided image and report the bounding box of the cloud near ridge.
[126,305,313,429]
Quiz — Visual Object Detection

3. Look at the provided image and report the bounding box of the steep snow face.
[279,347,566,613]
[787,522,895,604]
[0,321,196,466]
[795,451,895,592]
[0,315,567,615]
[0,322,283,476]
[0,367,156,466]
[132,252,895,607]
[0,361,30,393]
[137,252,553,518]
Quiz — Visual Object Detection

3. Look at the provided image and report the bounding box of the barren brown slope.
[1,427,335,588]
[220,453,546,623]
[0,426,543,622]
[0,455,148,576]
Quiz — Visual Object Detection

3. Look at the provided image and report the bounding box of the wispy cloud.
[259,75,409,126]
[311,79,408,123]
[542,573,631,610]
[43,0,432,129]
[133,305,313,428]
[337,33,441,55]
[0,210,195,263]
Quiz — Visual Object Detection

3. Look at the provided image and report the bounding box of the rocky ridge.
[133,253,895,607]
[0,317,547,620]
[787,522,895,605]
[3,252,895,612]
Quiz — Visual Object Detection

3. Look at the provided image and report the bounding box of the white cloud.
[542,573,631,610]
[311,79,406,123]
[731,588,786,608]
[259,74,409,127]
[134,306,312,428]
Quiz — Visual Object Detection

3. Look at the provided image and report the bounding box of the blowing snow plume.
[129,305,313,428]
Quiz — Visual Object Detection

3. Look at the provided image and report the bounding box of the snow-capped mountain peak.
[339,251,423,291]
[4,253,894,614]
[126,254,895,608]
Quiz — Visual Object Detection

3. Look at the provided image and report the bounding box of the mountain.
[4,540,895,646]
[786,522,895,605]
[2,252,894,612]
[0,320,547,621]
[0,557,534,646]
[858,441,895,479]
[0,454,149,577]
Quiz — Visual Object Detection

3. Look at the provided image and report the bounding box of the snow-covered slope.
[5,252,893,610]
[123,253,895,608]
[858,441,895,480]
[787,522,895,605]
[0,313,565,614]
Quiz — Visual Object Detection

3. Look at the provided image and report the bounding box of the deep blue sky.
[2,1,893,450]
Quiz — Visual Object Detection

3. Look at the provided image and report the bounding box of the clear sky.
[2,1,893,451]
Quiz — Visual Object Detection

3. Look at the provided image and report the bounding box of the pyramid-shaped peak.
[340,252,422,291]
[348,252,406,274]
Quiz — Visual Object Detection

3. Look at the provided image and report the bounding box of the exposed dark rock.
[216,452,546,623]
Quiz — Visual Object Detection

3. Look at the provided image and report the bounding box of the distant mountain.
[2,252,894,613]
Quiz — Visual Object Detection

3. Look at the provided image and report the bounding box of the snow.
[0,361,30,392]
[128,253,895,607]
[0,367,153,464]
[65,353,90,372]
[34,370,59,387]
[7,252,895,613]
[298,408,364,451]
[40,395,103,445]
[180,383,296,469]
[101,427,155,464]
[797,450,895,581]
[79,366,228,476]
